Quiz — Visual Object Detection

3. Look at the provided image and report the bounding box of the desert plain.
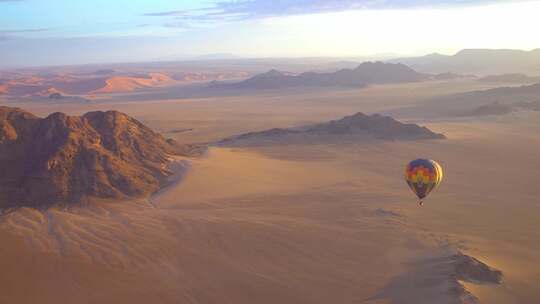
[0,66,539,304]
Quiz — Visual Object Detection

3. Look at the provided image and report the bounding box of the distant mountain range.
[389,49,540,75]
[477,73,540,84]
[446,83,540,110]
[0,107,203,208]
[218,112,445,146]
[433,72,474,80]
[190,53,241,61]
[213,62,431,90]
[387,83,540,118]
[460,100,540,117]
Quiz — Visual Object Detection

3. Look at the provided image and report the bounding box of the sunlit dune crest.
[91,73,176,94]
[34,87,66,97]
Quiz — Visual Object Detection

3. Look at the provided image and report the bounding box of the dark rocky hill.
[478,73,540,84]
[458,100,540,117]
[0,106,203,208]
[219,112,445,146]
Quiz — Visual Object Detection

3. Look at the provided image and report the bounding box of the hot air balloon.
[404,159,443,205]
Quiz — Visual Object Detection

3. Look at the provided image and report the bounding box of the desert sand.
[90,73,176,94]
[0,75,539,303]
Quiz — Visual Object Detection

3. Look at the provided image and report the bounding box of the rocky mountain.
[460,100,540,117]
[425,83,540,116]
[389,49,540,75]
[452,252,502,284]
[432,72,474,80]
[515,100,540,111]
[191,53,241,61]
[214,62,430,90]
[478,73,540,84]
[466,102,516,116]
[380,82,540,119]
[218,112,445,146]
[0,107,203,208]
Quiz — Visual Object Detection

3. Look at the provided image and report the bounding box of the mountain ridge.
[212,62,430,90]
[389,48,540,74]
[218,112,445,146]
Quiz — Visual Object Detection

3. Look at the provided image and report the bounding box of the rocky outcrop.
[219,112,445,146]
[0,107,203,208]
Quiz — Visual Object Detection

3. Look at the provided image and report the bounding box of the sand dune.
[51,77,107,95]
[0,77,106,96]
[91,73,176,94]
[369,251,502,304]
[0,69,247,98]
[35,87,67,97]
[173,71,249,83]
[0,73,176,98]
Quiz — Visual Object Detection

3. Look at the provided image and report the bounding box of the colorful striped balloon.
[404,159,443,204]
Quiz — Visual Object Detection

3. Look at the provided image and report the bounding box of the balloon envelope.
[404,159,443,200]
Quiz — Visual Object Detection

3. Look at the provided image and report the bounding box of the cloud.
[144,10,192,17]
[163,21,192,30]
[0,29,49,42]
[145,0,520,25]
[0,28,49,34]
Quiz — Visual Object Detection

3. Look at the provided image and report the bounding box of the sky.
[1,0,539,67]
